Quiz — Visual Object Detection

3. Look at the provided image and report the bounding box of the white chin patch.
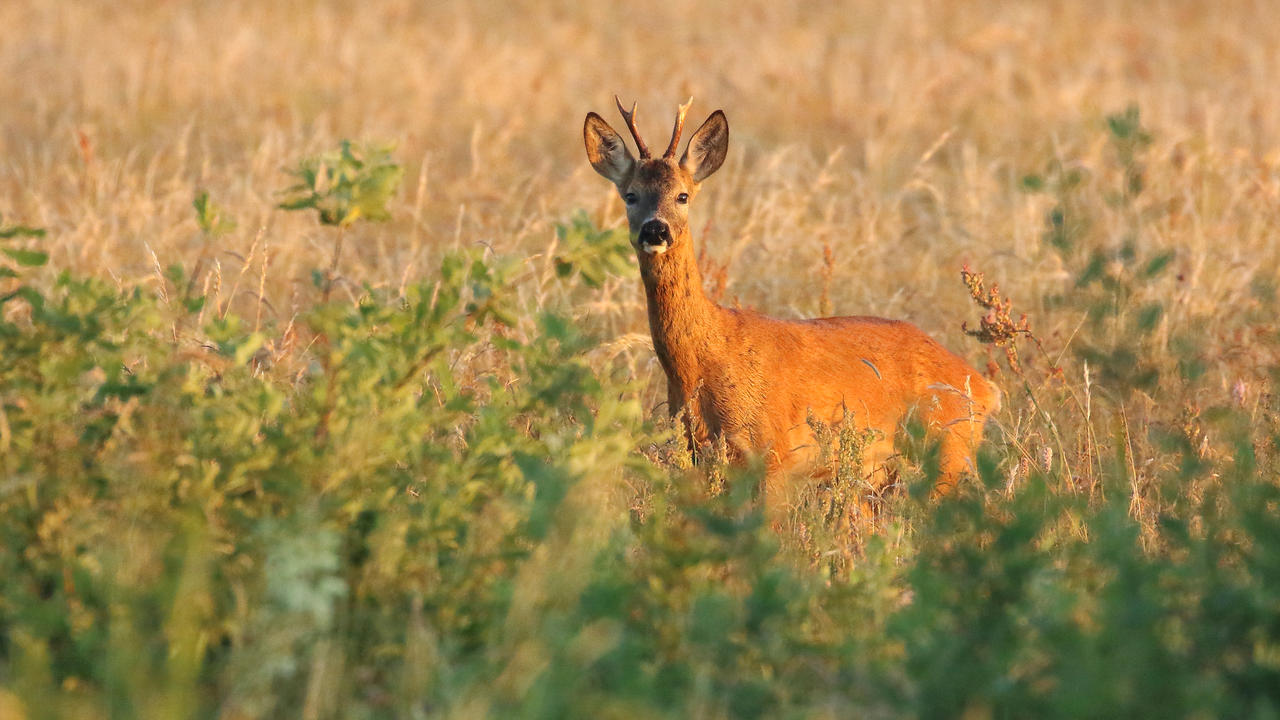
[641,243,669,255]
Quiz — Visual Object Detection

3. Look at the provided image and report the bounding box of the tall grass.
[3,0,1280,717]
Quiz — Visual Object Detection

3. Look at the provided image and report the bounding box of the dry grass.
[3,0,1279,496]
[5,8,1280,714]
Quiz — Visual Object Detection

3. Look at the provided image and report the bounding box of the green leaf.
[1143,251,1175,278]
[3,247,48,266]
[1075,251,1106,288]
[0,221,46,239]
[1106,104,1149,144]
[1136,303,1163,333]
[279,197,319,211]
[193,190,236,237]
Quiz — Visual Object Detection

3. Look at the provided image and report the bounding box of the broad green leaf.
[3,247,48,266]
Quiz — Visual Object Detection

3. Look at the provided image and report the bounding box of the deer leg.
[921,390,985,497]
[761,448,791,529]
[930,415,987,496]
[933,433,968,495]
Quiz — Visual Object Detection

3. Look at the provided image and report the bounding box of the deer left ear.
[584,112,636,186]
[680,110,729,182]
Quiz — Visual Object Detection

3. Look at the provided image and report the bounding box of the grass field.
[3,1,1280,718]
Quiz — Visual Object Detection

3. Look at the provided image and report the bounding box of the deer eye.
[676,193,689,204]
[623,192,638,205]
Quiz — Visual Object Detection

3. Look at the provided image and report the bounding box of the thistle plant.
[278,140,403,302]
[961,264,1042,377]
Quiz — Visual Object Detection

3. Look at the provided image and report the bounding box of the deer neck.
[638,239,721,398]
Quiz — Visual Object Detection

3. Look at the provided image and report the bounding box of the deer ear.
[584,112,635,186]
[680,110,729,182]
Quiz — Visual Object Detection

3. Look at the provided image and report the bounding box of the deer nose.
[638,219,671,247]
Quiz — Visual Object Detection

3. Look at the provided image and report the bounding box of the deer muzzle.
[638,219,672,255]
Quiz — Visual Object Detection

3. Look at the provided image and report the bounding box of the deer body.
[585,98,999,506]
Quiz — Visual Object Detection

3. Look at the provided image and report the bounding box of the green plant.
[192,191,236,240]
[0,215,47,271]
[278,140,404,301]
[1019,105,1172,395]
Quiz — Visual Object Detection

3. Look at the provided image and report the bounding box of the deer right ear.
[584,113,635,186]
[680,110,729,183]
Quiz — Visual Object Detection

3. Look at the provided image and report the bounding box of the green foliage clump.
[0,229,650,717]
[278,140,404,228]
[1018,106,1169,393]
[192,190,236,240]
[277,140,404,303]
[552,211,634,289]
[3,225,1278,719]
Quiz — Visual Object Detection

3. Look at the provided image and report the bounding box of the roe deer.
[583,97,1000,510]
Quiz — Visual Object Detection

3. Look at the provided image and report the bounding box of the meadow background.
[3,1,1280,718]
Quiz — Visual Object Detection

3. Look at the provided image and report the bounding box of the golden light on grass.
[3,3,1280,715]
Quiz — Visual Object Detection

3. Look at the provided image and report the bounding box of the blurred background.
[2,0,1278,375]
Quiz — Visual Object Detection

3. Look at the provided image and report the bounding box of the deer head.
[584,97,729,258]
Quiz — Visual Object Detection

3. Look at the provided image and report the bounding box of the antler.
[615,95,650,159]
[663,96,694,159]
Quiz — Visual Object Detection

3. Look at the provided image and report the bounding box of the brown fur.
[584,100,999,511]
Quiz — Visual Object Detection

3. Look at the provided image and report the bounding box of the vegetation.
[3,1,1280,718]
